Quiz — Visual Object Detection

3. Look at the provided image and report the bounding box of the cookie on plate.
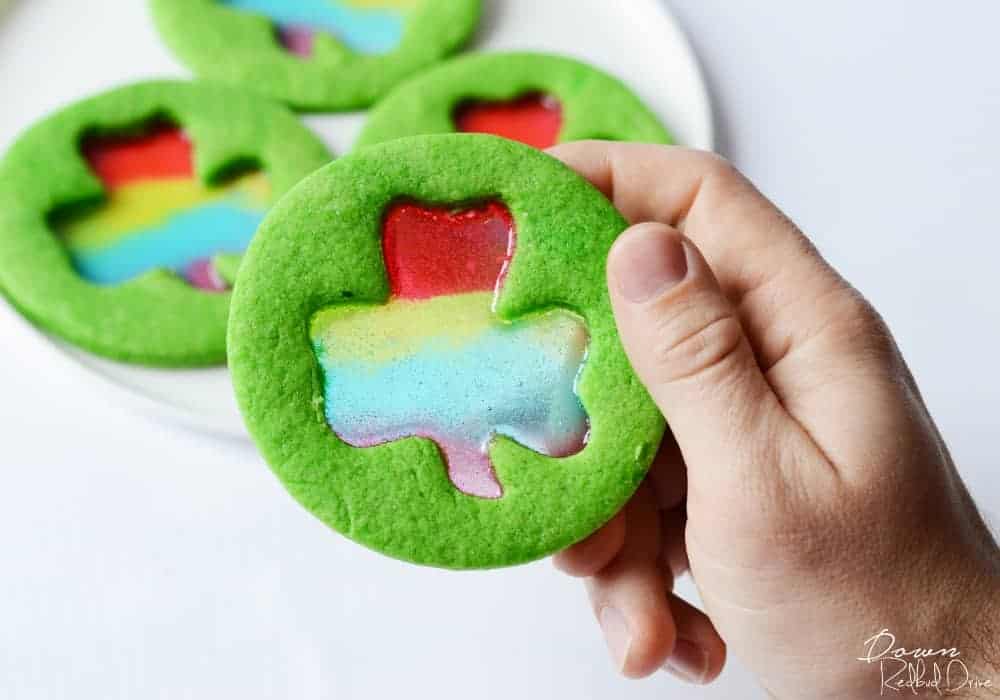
[228,133,665,569]
[0,80,331,366]
[149,0,482,111]
[356,51,672,149]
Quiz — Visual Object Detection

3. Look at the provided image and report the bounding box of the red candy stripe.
[454,94,563,150]
[83,125,194,189]
[382,201,515,300]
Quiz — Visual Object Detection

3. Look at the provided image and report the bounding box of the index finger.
[547,141,846,372]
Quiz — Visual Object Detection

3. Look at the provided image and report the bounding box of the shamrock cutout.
[455,93,564,150]
[311,201,590,498]
[58,124,267,291]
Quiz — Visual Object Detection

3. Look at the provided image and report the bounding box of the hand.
[549,142,1000,698]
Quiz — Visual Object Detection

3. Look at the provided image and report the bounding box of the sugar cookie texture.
[60,125,269,291]
[228,134,665,568]
[311,201,589,499]
[0,81,331,366]
[356,52,672,149]
[149,0,481,111]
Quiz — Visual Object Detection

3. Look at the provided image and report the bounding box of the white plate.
[0,0,713,439]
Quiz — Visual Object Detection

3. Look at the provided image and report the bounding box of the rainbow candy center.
[310,201,590,498]
[57,125,270,292]
[219,0,416,57]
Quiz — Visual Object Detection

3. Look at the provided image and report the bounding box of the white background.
[1,1,998,698]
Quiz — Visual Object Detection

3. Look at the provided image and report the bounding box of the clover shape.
[57,123,267,292]
[310,200,590,498]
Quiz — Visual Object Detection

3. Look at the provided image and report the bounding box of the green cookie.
[228,133,665,569]
[356,51,673,148]
[148,0,482,112]
[0,80,332,367]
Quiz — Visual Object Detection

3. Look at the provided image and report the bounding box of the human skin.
[549,142,1000,698]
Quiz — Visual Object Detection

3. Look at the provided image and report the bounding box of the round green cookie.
[355,51,673,148]
[228,133,665,569]
[148,0,482,112]
[0,80,332,366]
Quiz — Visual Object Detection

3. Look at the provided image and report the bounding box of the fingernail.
[663,639,709,684]
[599,606,632,672]
[614,225,689,302]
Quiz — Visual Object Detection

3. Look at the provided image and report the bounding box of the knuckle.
[552,549,593,578]
[647,299,747,384]
[838,289,882,327]
[690,150,740,182]
[825,288,897,360]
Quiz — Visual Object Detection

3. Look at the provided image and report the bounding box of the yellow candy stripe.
[61,172,270,250]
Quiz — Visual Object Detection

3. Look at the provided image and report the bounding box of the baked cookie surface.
[228,134,665,568]
[149,0,481,111]
[0,81,331,366]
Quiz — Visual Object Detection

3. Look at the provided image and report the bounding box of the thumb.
[607,223,791,485]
